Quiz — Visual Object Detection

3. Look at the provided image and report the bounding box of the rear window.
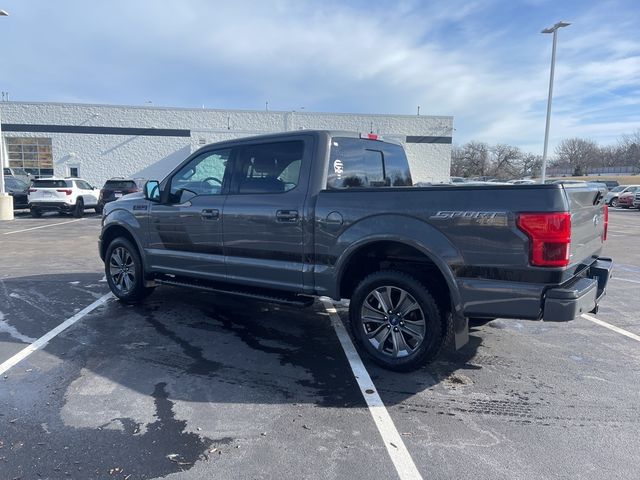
[104,180,137,189]
[327,137,412,189]
[5,177,27,190]
[32,180,69,188]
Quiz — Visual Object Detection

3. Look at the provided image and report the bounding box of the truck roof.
[198,130,369,149]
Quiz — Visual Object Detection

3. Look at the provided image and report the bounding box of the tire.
[95,205,103,214]
[30,207,42,218]
[73,198,85,218]
[349,270,444,372]
[609,198,618,208]
[105,237,155,304]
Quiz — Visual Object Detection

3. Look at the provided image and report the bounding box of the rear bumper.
[458,257,613,322]
[30,201,74,212]
[543,257,613,321]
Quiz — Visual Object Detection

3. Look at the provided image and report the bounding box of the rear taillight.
[603,204,609,241]
[517,212,571,267]
[57,189,73,195]
[28,188,37,193]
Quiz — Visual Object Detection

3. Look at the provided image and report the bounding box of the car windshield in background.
[32,180,69,188]
[105,180,137,189]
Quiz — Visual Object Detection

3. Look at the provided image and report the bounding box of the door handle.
[276,210,299,222]
[201,208,220,220]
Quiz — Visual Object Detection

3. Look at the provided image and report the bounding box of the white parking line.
[322,300,423,480]
[0,293,112,376]
[581,313,640,343]
[2,218,84,235]
[611,277,640,285]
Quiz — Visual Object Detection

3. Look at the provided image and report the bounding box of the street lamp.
[540,21,570,183]
[0,9,10,221]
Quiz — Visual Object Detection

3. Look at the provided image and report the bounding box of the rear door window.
[234,141,304,194]
[327,137,412,189]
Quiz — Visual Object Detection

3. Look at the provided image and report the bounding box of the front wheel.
[609,198,618,208]
[105,237,155,304]
[349,270,444,372]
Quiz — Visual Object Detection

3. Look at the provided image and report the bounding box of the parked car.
[604,185,627,206]
[96,178,142,214]
[617,191,636,208]
[605,185,640,207]
[598,180,620,189]
[28,177,99,217]
[99,130,612,372]
[3,166,32,184]
[508,179,537,185]
[4,176,30,209]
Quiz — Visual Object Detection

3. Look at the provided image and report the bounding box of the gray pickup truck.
[99,130,612,371]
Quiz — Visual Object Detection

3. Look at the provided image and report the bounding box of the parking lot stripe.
[322,300,423,480]
[2,218,85,235]
[581,313,640,343]
[611,277,640,285]
[0,293,112,376]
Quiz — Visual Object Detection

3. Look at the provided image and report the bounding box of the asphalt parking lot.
[1,209,639,479]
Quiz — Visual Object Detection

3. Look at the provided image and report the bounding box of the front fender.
[100,207,147,263]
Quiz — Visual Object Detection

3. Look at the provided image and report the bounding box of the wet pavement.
[0,209,638,479]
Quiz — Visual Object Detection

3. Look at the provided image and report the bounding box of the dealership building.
[0,101,453,186]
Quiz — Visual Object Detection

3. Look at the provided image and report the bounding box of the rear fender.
[331,215,468,348]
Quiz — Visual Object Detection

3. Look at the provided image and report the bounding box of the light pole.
[0,9,12,220]
[540,21,570,183]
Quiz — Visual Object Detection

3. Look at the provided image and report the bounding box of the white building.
[1,101,452,186]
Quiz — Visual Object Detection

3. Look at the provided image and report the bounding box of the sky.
[0,0,638,153]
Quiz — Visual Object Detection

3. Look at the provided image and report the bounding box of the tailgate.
[30,187,70,201]
[563,183,607,268]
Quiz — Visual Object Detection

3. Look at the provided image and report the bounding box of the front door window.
[169,149,231,203]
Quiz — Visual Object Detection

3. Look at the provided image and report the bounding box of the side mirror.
[144,180,160,202]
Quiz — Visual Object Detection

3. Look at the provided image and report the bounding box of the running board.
[154,275,315,308]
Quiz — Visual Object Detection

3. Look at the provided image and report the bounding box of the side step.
[155,275,315,308]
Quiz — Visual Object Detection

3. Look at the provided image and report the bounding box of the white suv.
[28,178,100,218]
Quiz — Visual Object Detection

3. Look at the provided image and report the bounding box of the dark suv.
[96,179,141,214]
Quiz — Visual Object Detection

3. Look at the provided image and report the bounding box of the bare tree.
[489,144,521,179]
[618,130,640,168]
[463,141,490,177]
[517,152,542,178]
[555,138,599,176]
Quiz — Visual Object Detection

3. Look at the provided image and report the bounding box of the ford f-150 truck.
[99,130,612,371]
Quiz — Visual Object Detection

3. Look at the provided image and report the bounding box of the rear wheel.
[95,204,103,214]
[30,207,42,218]
[349,270,444,372]
[73,198,85,218]
[105,237,155,304]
